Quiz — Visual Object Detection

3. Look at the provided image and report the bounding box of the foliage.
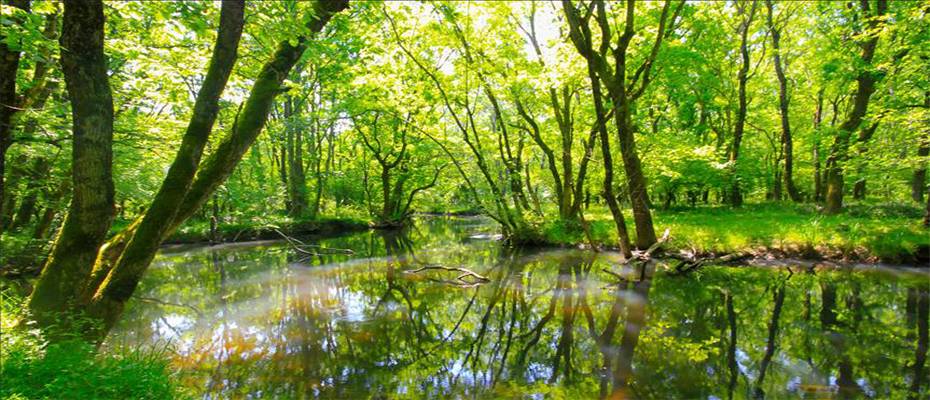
[0,290,187,400]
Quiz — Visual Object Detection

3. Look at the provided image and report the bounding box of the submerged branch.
[403,264,491,286]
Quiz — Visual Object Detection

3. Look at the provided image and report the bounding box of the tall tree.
[823,0,887,214]
[28,0,349,340]
[765,0,800,202]
[26,0,114,330]
[0,0,30,234]
[563,0,683,249]
[728,0,758,207]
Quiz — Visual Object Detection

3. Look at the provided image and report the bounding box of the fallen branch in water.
[635,228,671,261]
[403,265,490,286]
[135,296,203,317]
[670,252,752,276]
[602,229,671,283]
[272,228,354,256]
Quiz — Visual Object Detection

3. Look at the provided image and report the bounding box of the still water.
[107,217,929,399]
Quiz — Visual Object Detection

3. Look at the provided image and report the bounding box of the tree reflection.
[105,218,930,399]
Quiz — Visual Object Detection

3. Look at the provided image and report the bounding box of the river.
[106,216,929,399]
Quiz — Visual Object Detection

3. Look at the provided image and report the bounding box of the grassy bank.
[536,202,929,264]
[164,216,370,244]
[0,290,187,400]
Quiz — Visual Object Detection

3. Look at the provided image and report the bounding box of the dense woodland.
[0,0,928,343]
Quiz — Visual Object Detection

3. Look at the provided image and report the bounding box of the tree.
[27,0,349,341]
[765,0,800,202]
[354,110,443,227]
[823,0,887,214]
[727,0,758,207]
[563,0,683,250]
[26,0,115,332]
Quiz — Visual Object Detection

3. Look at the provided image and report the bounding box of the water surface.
[107,217,930,399]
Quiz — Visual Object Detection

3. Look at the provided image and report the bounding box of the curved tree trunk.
[80,0,246,333]
[824,0,886,214]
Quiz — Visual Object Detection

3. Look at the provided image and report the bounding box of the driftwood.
[670,252,752,276]
[601,228,670,284]
[272,228,354,258]
[403,265,490,287]
[635,228,671,261]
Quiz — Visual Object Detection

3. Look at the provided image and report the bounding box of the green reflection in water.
[106,217,930,399]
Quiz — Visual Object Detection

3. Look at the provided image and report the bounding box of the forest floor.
[536,202,930,265]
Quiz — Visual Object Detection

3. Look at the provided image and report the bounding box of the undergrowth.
[0,289,187,400]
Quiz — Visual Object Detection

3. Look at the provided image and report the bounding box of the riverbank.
[0,216,371,277]
[531,202,929,265]
[164,216,370,244]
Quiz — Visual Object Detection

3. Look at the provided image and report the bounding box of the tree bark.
[78,0,247,333]
[27,0,115,330]
[729,0,758,207]
[824,0,886,214]
[765,0,800,202]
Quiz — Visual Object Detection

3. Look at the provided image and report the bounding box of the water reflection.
[106,217,930,399]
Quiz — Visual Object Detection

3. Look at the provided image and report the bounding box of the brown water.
[106,217,929,399]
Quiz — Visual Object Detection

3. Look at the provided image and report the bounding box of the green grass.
[537,202,929,263]
[0,289,187,400]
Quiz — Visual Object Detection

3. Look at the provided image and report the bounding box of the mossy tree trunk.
[28,0,349,341]
[27,0,116,330]
[77,0,247,334]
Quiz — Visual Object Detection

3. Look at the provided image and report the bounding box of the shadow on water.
[106,217,930,399]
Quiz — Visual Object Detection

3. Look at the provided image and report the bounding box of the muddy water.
[106,217,929,399]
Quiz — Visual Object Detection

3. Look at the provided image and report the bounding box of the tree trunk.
[27,0,115,330]
[766,0,800,202]
[615,99,658,248]
[167,0,347,237]
[911,93,929,203]
[814,90,824,202]
[729,0,758,207]
[824,0,886,214]
[79,0,246,334]
[10,157,51,230]
[0,0,30,233]
[286,98,308,218]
